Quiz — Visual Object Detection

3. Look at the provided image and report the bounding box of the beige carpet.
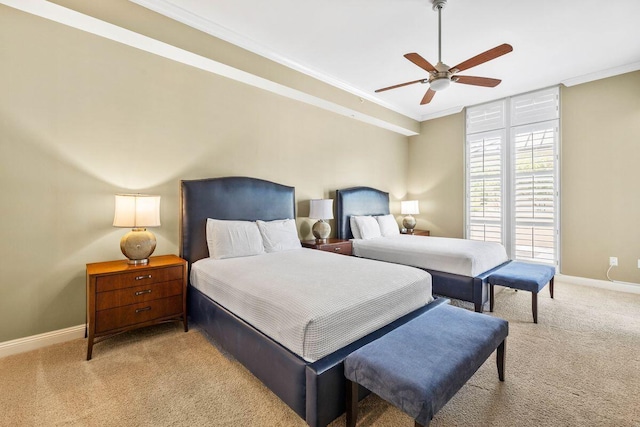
[2,280,639,427]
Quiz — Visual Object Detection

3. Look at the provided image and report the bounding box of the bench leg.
[346,379,358,427]
[550,277,554,299]
[474,301,483,313]
[532,292,538,324]
[347,379,430,427]
[489,284,495,312]
[496,339,506,381]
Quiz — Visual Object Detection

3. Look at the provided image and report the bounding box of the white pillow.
[353,216,382,240]
[206,218,265,259]
[376,214,400,236]
[350,216,362,239]
[256,219,302,253]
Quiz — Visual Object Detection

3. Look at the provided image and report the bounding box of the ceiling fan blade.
[404,53,437,73]
[375,79,425,93]
[454,75,502,87]
[420,89,436,105]
[450,43,513,73]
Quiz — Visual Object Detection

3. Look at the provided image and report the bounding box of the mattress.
[190,248,432,362]
[352,235,509,277]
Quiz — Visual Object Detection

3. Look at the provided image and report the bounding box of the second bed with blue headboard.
[336,186,510,312]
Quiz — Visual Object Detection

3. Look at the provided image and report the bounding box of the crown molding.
[2,0,418,136]
[419,105,464,122]
[561,61,640,87]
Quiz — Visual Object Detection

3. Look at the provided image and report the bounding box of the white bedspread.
[190,248,432,362]
[352,235,508,277]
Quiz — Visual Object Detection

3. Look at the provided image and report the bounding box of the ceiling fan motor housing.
[430,61,452,91]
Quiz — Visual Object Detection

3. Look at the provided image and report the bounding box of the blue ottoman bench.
[487,261,555,323]
[344,303,508,427]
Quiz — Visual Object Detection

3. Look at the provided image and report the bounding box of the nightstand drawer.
[319,241,352,255]
[95,295,183,333]
[96,279,183,311]
[96,265,183,293]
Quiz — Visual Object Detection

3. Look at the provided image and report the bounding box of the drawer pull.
[135,306,152,313]
[334,247,341,251]
[135,289,152,296]
[135,274,152,281]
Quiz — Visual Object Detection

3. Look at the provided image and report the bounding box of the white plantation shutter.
[466,100,506,244]
[511,122,558,263]
[466,100,505,134]
[467,129,505,243]
[511,87,559,126]
[466,87,559,266]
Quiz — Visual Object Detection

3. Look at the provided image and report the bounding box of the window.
[465,87,559,266]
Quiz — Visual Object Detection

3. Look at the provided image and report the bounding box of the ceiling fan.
[376,0,513,105]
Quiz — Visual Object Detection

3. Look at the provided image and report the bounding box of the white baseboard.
[556,274,640,294]
[1,273,638,359]
[0,324,86,359]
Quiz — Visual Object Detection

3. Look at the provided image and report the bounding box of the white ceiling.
[132,0,640,121]
[34,0,640,123]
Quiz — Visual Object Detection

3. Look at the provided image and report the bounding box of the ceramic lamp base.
[402,215,416,233]
[120,228,157,265]
[312,220,331,243]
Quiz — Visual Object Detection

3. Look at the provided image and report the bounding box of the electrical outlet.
[637,259,640,269]
[609,257,618,267]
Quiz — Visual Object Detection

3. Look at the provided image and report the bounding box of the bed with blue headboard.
[180,176,445,427]
[336,186,509,312]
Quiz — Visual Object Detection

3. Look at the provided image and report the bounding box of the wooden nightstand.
[301,238,352,256]
[401,229,431,236]
[85,254,188,360]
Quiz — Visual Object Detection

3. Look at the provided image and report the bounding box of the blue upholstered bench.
[487,261,556,323]
[344,303,508,427]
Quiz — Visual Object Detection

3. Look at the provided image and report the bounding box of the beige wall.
[561,71,640,282]
[0,7,409,342]
[407,113,465,238]
[408,71,640,283]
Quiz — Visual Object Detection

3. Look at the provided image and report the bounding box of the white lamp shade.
[309,199,334,220]
[401,200,420,215]
[113,194,161,228]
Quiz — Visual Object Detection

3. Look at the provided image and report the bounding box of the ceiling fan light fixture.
[375,0,512,105]
[429,77,451,92]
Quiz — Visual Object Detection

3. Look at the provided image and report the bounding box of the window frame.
[464,87,560,267]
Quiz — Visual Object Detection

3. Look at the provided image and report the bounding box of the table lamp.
[309,199,334,243]
[113,194,161,265]
[401,200,419,234]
